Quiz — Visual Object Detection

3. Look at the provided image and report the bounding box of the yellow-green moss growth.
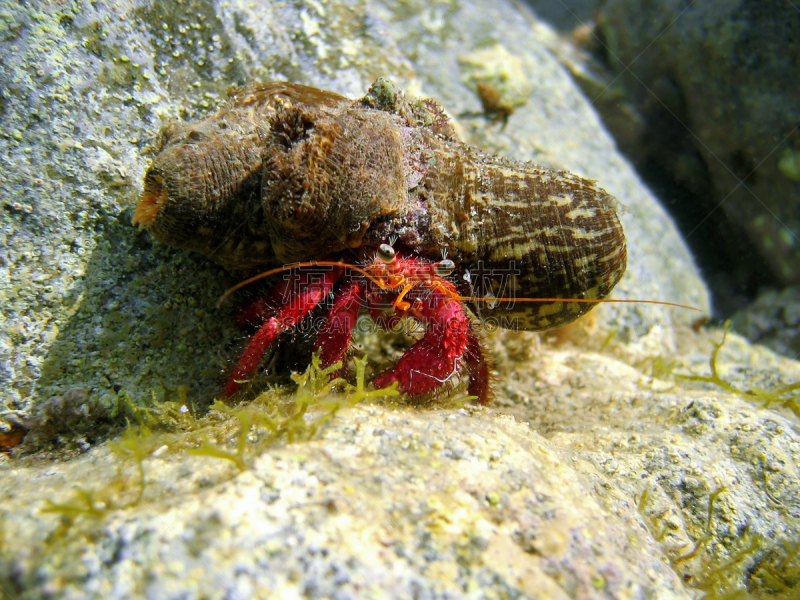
[640,487,759,599]
[676,322,800,417]
[188,354,398,470]
[639,485,800,599]
[39,353,398,547]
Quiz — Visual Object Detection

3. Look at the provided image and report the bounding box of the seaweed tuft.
[640,486,800,599]
[38,352,398,550]
[189,354,399,470]
[675,322,800,417]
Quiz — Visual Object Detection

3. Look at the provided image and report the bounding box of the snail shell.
[136,79,626,331]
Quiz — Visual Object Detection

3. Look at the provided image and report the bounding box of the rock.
[596,0,800,304]
[7,1,781,598]
[2,327,800,599]
[520,0,603,32]
[0,0,708,437]
[731,285,800,359]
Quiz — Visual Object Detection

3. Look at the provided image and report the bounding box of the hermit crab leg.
[314,279,368,371]
[218,251,698,402]
[464,331,493,404]
[224,266,343,397]
[372,279,473,399]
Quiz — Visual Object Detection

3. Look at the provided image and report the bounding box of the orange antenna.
[461,296,701,311]
[217,260,701,313]
[217,260,388,307]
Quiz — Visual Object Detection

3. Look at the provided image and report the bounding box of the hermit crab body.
[135,79,627,402]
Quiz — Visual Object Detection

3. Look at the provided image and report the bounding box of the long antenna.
[218,260,701,312]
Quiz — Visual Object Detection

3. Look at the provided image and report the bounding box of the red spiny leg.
[314,279,367,370]
[372,282,471,398]
[224,267,342,397]
[464,329,493,404]
[235,297,273,328]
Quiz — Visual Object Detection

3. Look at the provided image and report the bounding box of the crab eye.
[378,244,396,263]
[435,259,455,277]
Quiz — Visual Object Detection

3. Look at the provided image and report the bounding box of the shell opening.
[133,173,166,228]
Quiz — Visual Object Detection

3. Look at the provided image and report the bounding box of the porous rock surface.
[2,328,800,599]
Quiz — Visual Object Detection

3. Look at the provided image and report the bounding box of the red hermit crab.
[216,242,491,400]
[134,79,629,403]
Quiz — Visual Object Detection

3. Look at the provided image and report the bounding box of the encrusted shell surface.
[137,79,627,331]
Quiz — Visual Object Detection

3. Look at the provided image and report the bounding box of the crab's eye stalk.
[435,259,455,277]
[378,244,396,263]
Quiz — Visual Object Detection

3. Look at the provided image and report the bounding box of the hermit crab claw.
[221,246,494,403]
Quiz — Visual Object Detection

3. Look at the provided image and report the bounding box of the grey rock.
[520,0,602,32]
[2,327,800,599]
[0,0,708,440]
[598,0,800,292]
[0,406,699,599]
[732,285,800,359]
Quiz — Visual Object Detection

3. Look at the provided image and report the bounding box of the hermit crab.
[134,79,628,403]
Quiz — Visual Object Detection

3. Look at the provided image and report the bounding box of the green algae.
[639,482,800,600]
[38,352,398,549]
[189,354,399,470]
[675,322,800,418]
[751,539,800,598]
[640,487,757,599]
[778,147,800,182]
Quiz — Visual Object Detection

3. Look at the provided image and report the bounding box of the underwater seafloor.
[1,0,798,599]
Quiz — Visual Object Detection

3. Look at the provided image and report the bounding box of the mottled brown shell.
[136,79,627,331]
[406,135,626,329]
[135,82,348,269]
